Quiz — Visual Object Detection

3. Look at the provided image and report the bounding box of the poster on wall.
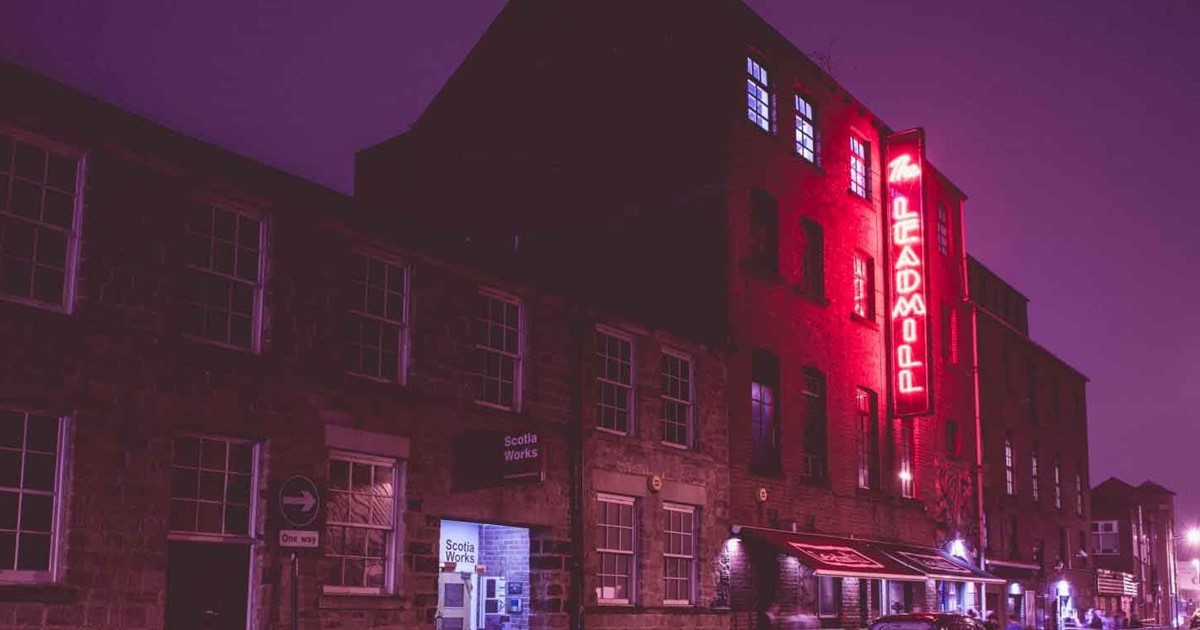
[886,129,933,417]
[440,519,480,572]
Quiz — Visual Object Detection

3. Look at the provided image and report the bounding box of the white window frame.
[0,127,86,314]
[1091,521,1119,555]
[0,409,71,585]
[347,248,410,384]
[595,325,635,436]
[662,502,696,606]
[596,493,636,605]
[181,199,267,353]
[324,450,400,596]
[660,348,694,449]
[474,287,524,412]
[746,57,773,133]
[850,135,870,199]
[794,94,818,162]
[1004,437,1015,496]
[168,433,260,542]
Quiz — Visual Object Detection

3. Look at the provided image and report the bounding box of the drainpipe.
[567,304,586,630]
[961,206,987,575]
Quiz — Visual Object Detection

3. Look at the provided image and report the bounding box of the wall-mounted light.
[1056,580,1071,597]
[899,470,913,482]
[1009,583,1023,596]
[949,538,968,559]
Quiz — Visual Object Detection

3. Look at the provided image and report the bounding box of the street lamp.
[1187,528,1200,546]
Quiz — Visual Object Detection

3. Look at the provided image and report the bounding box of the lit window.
[597,494,636,604]
[1031,447,1041,503]
[856,389,879,490]
[326,453,396,593]
[748,189,778,275]
[347,253,409,382]
[850,136,870,199]
[663,503,695,605]
[801,368,828,481]
[1075,472,1083,516]
[170,435,256,537]
[899,419,915,498]
[799,219,824,297]
[0,409,67,582]
[596,327,634,434]
[751,350,779,474]
[794,94,817,162]
[1004,435,1015,496]
[0,132,83,311]
[475,289,522,410]
[182,202,264,351]
[1053,460,1062,509]
[937,202,950,255]
[1091,521,1119,555]
[660,350,693,447]
[852,252,874,320]
[746,57,772,133]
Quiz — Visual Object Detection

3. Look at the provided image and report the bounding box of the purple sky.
[3,1,1197,529]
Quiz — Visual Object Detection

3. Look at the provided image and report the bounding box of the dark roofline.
[968,255,1031,303]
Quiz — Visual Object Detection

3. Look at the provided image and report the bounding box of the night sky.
[3,1,1197,528]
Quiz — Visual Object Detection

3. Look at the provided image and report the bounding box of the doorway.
[165,540,250,630]
[437,519,530,630]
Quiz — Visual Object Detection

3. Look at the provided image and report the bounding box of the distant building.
[1091,478,1180,626]
[969,257,1093,630]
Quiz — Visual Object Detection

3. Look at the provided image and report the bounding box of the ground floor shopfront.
[987,561,1100,630]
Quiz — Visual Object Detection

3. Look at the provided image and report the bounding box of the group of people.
[964,608,1148,630]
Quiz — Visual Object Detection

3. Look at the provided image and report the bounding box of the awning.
[735,526,928,581]
[874,542,1006,585]
[985,559,1041,582]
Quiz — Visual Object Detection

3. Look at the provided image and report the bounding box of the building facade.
[1091,478,1180,626]
[970,257,1094,630]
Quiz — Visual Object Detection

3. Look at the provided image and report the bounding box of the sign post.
[275,475,321,630]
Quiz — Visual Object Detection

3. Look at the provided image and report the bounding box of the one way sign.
[277,475,321,528]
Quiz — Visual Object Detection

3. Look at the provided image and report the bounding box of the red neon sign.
[887,131,931,417]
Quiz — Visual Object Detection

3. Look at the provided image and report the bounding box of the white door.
[438,572,474,630]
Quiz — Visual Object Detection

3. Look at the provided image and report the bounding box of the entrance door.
[165,541,250,630]
[438,571,474,630]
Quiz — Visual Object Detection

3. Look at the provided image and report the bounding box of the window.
[1004,434,1015,496]
[0,409,67,582]
[1053,460,1062,509]
[749,189,778,275]
[941,303,957,363]
[751,350,780,474]
[850,136,870,199]
[660,350,693,447]
[817,576,841,617]
[182,202,264,351]
[794,94,818,162]
[326,453,397,593]
[0,132,83,311]
[856,388,879,490]
[1092,521,1119,555]
[347,253,409,382]
[475,289,522,410]
[801,368,828,481]
[899,419,915,498]
[1031,446,1041,503]
[170,435,256,537]
[852,252,874,320]
[1075,472,1084,516]
[596,327,634,434]
[663,503,696,605]
[597,494,635,604]
[945,419,960,459]
[799,219,824,297]
[937,202,950,255]
[746,57,772,133]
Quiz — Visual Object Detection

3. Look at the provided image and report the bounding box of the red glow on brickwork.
[888,132,931,417]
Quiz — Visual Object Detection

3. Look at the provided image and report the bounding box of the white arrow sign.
[282,490,316,513]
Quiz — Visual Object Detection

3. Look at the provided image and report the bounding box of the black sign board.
[452,430,544,491]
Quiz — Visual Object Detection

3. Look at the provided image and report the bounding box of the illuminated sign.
[887,131,932,417]
[788,543,885,570]
[895,551,972,575]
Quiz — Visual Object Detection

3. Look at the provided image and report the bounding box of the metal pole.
[291,552,299,630]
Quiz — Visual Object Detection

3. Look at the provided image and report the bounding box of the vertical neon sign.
[887,130,931,417]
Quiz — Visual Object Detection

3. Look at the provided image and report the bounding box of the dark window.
[1031,443,1041,503]
[1004,432,1015,496]
[817,576,841,617]
[937,202,950,255]
[801,368,828,481]
[856,389,879,490]
[852,252,875,320]
[941,303,953,361]
[799,219,824,297]
[748,190,778,275]
[751,350,780,474]
[182,202,264,350]
[347,254,409,382]
[945,420,960,459]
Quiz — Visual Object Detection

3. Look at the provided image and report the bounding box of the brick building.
[357,0,1001,627]
[1091,478,1180,626]
[0,59,731,630]
[969,257,1093,629]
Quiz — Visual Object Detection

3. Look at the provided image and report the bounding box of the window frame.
[180,198,267,353]
[799,218,825,298]
[346,248,411,385]
[596,493,637,606]
[660,348,694,449]
[0,409,71,585]
[748,189,779,276]
[323,449,400,596]
[817,575,842,617]
[168,433,260,542]
[800,367,828,482]
[474,287,524,412]
[1004,434,1015,496]
[746,56,773,134]
[1091,521,1119,555]
[856,388,880,491]
[0,127,86,314]
[1031,447,1041,504]
[899,419,915,498]
[1053,460,1062,510]
[849,135,871,199]
[937,202,950,255]
[662,502,697,606]
[595,325,635,436]
[1074,472,1084,516]
[793,93,818,163]
[751,350,781,475]
[852,251,875,321]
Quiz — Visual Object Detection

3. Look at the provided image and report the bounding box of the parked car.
[870,613,989,630]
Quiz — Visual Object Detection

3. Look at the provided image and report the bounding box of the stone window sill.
[318,593,408,611]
